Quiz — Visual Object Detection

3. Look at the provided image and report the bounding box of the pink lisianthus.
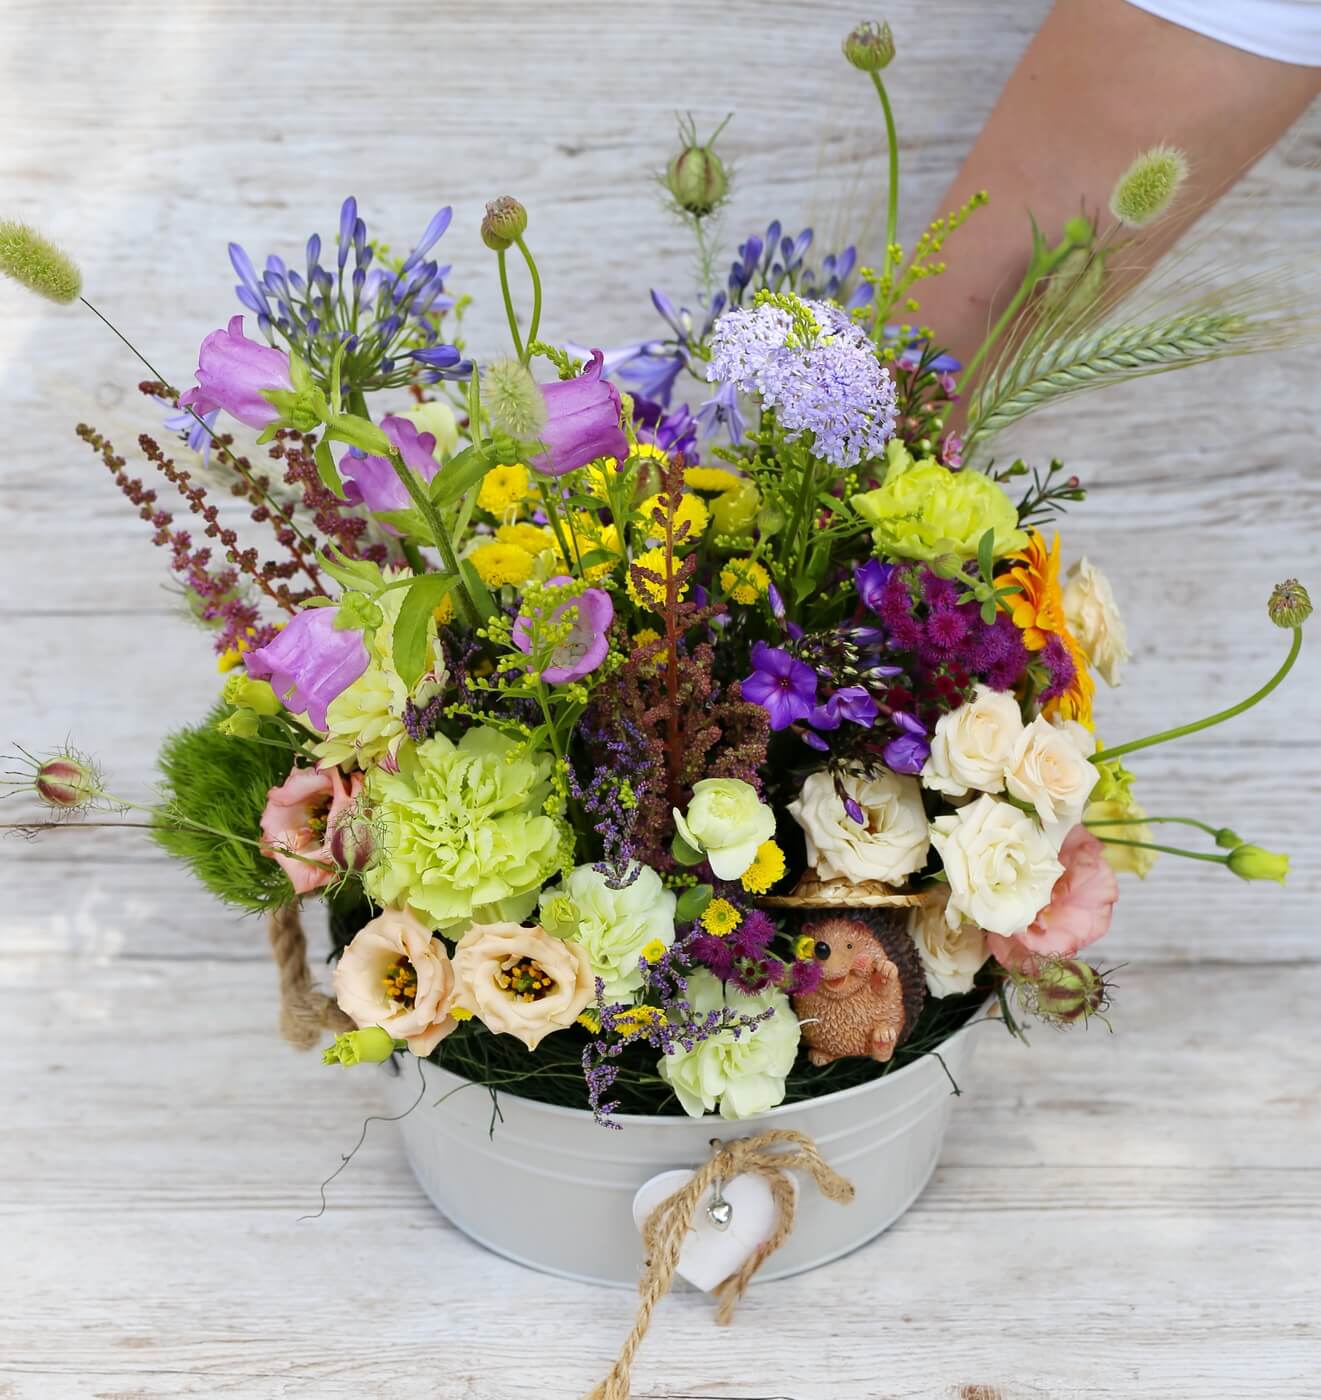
[260,763,364,895]
[179,315,293,430]
[986,824,1118,972]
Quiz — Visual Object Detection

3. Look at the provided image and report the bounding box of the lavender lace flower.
[707,298,896,469]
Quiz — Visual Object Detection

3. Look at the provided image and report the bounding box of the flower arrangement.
[3,21,1312,1134]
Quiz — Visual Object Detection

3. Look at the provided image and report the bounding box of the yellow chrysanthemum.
[476,462,531,518]
[640,938,667,964]
[720,557,772,606]
[793,934,817,961]
[699,898,742,937]
[554,513,622,581]
[627,546,689,610]
[468,540,536,589]
[630,627,665,673]
[433,594,455,626]
[576,1008,602,1034]
[496,522,556,555]
[637,490,709,546]
[683,466,742,495]
[613,1004,667,1038]
[740,840,786,895]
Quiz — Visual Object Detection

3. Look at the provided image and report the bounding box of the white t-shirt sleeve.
[1124,0,1321,64]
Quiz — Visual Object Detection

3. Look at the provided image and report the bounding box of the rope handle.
[267,903,352,1049]
[586,1129,855,1400]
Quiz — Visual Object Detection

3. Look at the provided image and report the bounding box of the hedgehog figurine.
[791,910,927,1066]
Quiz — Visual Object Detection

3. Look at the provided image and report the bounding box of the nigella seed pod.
[34,753,101,810]
[481,196,528,252]
[1027,959,1109,1025]
[329,806,378,873]
[842,20,896,72]
[1267,578,1312,629]
[666,144,729,219]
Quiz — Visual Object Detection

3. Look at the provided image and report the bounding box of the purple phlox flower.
[767,582,785,620]
[529,350,629,477]
[883,711,930,775]
[155,395,218,466]
[801,729,830,752]
[179,315,293,430]
[855,558,897,613]
[695,380,746,445]
[707,300,896,470]
[741,641,817,730]
[244,607,369,731]
[843,795,866,825]
[809,684,878,732]
[512,576,614,684]
[786,619,805,642]
[340,414,441,524]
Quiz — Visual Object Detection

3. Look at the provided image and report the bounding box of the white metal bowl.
[382,1015,987,1288]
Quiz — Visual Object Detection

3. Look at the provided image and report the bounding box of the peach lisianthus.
[333,907,459,1056]
[260,763,363,894]
[986,825,1118,971]
[451,922,594,1050]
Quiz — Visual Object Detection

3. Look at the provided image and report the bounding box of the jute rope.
[267,904,353,1049]
[585,1129,855,1400]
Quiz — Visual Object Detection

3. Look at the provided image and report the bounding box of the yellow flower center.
[496,956,558,1003]
[382,957,418,1010]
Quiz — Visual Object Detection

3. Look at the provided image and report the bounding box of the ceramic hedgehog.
[790,911,926,1066]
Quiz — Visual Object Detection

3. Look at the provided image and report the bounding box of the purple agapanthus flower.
[696,381,746,445]
[809,685,878,731]
[883,711,930,774]
[179,315,293,430]
[632,396,699,460]
[156,396,218,467]
[244,607,369,730]
[741,641,817,730]
[529,350,629,477]
[512,577,614,685]
[340,414,441,521]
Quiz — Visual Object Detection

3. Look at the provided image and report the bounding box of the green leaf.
[977,526,996,581]
[561,492,607,512]
[430,444,494,509]
[314,435,345,499]
[675,884,715,923]
[326,413,392,456]
[576,548,617,571]
[392,573,457,688]
[458,559,498,622]
[671,832,705,867]
[319,548,386,594]
[375,508,434,542]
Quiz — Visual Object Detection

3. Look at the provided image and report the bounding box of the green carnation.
[851,448,1027,563]
[364,725,565,930]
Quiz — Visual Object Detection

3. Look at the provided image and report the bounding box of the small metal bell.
[706,1181,733,1231]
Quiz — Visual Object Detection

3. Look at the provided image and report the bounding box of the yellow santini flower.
[1002,530,1096,728]
[613,1004,668,1037]
[477,462,531,518]
[793,933,817,961]
[627,546,689,610]
[468,540,536,589]
[216,628,258,673]
[684,465,743,495]
[496,522,555,555]
[740,840,786,894]
[576,1008,602,1034]
[720,557,771,606]
[557,513,623,581]
[631,627,665,672]
[448,1005,475,1022]
[699,898,742,937]
[638,490,709,546]
[433,594,455,626]
[640,938,668,964]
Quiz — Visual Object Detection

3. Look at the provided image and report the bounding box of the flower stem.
[496,249,524,362]
[538,482,579,574]
[869,72,901,333]
[1094,626,1303,764]
[514,236,543,361]
[534,682,565,764]
[1084,815,1222,838]
[1093,835,1229,865]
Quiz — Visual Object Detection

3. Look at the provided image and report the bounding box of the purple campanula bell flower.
[854,558,897,614]
[179,315,294,430]
[244,607,369,731]
[529,350,629,477]
[741,641,818,730]
[512,576,614,685]
[882,711,930,775]
[340,415,441,523]
[809,685,878,732]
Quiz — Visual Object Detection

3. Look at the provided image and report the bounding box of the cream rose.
[788,768,929,885]
[1005,715,1100,832]
[922,685,1024,797]
[451,922,594,1050]
[673,778,776,881]
[333,907,459,1056]
[908,895,988,997]
[929,795,1065,936]
[1064,557,1130,687]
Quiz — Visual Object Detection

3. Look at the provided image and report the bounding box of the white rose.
[1064,557,1130,687]
[922,685,1024,797]
[929,795,1064,936]
[673,778,776,881]
[1005,715,1100,832]
[908,895,988,997]
[787,768,929,885]
[658,970,800,1120]
[540,862,676,1001]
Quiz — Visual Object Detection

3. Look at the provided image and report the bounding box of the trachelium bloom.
[481,196,528,251]
[0,220,82,304]
[1268,578,1312,630]
[3,744,106,816]
[1109,146,1189,228]
[842,19,895,72]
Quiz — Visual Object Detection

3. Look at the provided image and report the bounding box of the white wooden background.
[2,2,1318,1396]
